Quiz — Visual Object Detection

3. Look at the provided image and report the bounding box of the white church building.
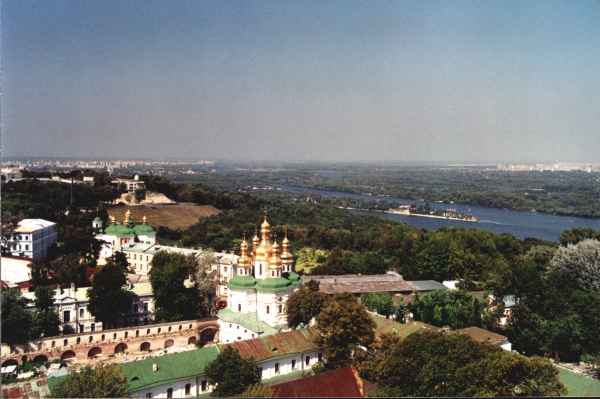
[218,214,301,343]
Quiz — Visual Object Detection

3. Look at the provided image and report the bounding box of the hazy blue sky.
[3,0,600,161]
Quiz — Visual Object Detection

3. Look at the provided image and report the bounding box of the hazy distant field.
[108,203,220,230]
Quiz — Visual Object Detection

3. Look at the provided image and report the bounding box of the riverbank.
[288,186,600,241]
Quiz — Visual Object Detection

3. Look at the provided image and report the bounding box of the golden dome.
[268,241,282,268]
[238,238,251,267]
[124,209,131,224]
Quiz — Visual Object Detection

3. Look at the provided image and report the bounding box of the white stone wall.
[258,351,321,380]
[256,290,291,327]
[218,319,259,343]
[228,289,257,314]
[133,376,213,399]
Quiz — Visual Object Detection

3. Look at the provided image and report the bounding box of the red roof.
[271,367,365,397]
[224,329,318,362]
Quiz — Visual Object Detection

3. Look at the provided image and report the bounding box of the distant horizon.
[4,1,599,162]
[3,155,600,166]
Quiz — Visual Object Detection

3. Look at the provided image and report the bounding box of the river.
[278,185,600,241]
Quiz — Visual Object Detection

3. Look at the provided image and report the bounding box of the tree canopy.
[149,251,212,321]
[205,346,261,397]
[286,280,328,328]
[315,293,375,369]
[50,364,128,398]
[361,331,565,397]
[410,289,485,329]
[87,253,134,329]
[1,288,33,345]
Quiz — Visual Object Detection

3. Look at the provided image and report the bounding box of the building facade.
[217,215,300,343]
[3,219,57,260]
[22,282,155,334]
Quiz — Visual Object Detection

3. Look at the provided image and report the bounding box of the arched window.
[238,304,242,312]
[266,305,270,314]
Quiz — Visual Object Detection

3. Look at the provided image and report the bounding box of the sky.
[2,0,600,162]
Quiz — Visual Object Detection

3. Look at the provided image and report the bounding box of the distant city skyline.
[3,1,600,162]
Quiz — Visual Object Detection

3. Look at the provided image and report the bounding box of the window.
[305,355,310,366]
[63,310,71,322]
[79,325,84,333]
[158,328,161,333]
[271,271,274,277]
[278,304,283,313]
[147,329,151,335]
[76,337,81,344]
[144,303,149,312]
[166,388,173,399]
[201,380,208,392]
[185,384,191,396]
[136,330,139,337]
[51,341,55,348]
[168,326,172,332]
[145,393,153,398]
[91,323,95,332]
[259,264,262,275]
[79,308,84,318]
[102,334,105,341]
[89,336,93,343]
[125,332,128,338]
[25,244,29,251]
[291,359,296,370]
[274,362,280,374]
[238,304,242,312]
[113,333,117,339]
[63,339,68,347]
[266,305,270,314]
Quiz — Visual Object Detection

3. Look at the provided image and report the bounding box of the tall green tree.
[315,293,375,368]
[31,286,60,338]
[149,251,202,321]
[205,346,261,397]
[548,239,600,291]
[362,331,565,397]
[410,289,485,329]
[50,363,128,398]
[287,280,328,328]
[87,253,134,329]
[1,288,32,345]
[361,292,395,318]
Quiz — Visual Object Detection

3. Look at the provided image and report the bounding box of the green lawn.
[559,368,600,397]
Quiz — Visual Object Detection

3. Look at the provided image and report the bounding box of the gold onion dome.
[269,240,282,268]
[124,209,131,224]
[238,238,251,267]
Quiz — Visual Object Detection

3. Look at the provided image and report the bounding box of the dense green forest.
[172,163,600,218]
[2,172,599,362]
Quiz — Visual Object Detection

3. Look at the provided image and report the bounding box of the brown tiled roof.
[453,327,508,346]
[271,367,364,397]
[221,329,319,362]
[303,274,413,294]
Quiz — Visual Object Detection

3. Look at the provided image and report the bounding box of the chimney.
[152,363,159,372]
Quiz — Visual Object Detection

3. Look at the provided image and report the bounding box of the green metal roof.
[218,308,278,335]
[122,346,220,392]
[104,223,135,236]
[133,224,155,235]
[256,278,291,292]
[229,275,257,289]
